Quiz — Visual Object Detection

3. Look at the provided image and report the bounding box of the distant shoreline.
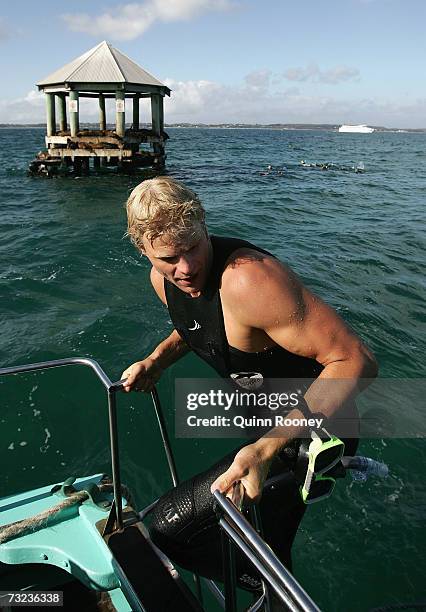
[0,123,425,133]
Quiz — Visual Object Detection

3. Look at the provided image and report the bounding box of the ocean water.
[0,127,425,611]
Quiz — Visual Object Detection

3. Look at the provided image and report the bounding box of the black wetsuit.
[164,236,324,380]
[149,236,358,590]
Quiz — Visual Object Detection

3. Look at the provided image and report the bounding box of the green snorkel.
[295,428,345,504]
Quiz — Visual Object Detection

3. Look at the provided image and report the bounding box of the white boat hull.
[338,124,374,133]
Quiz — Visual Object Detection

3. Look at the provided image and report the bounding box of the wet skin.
[122,224,378,501]
[141,224,212,298]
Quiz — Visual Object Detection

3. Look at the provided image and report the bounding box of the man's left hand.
[210,442,274,503]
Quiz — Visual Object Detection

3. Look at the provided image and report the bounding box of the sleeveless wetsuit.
[149,235,358,590]
[164,235,324,380]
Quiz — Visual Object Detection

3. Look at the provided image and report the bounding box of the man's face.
[142,223,211,297]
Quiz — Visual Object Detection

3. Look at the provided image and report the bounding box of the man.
[122,176,377,583]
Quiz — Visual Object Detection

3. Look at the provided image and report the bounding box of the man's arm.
[212,253,378,500]
[121,329,190,392]
[121,267,190,392]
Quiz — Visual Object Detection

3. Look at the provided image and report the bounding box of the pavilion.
[31,41,171,175]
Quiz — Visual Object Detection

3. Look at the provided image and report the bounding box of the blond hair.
[125,177,206,250]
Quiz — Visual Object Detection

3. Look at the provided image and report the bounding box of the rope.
[0,480,137,546]
[0,490,88,545]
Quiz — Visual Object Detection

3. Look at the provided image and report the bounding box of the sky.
[0,0,425,128]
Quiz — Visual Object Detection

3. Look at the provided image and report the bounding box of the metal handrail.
[0,357,113,389]
[213,491,321,612]
[1,360,320,611]
[150,387,179,488]
[0,357,124,531]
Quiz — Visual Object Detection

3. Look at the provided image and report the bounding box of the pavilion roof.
[37,41,170,95]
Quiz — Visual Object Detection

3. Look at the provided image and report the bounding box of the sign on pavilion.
[30,41,171,175]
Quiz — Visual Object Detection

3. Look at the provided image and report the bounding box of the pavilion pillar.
[45,93,56,137]
[57,94,67,132]
[132,94,140,130]
[159,96,164,133]
[99,93,106,131]
[150,94,164,136]
[115,90,125,137]
[151,94,164,159]
[69,91,79,137]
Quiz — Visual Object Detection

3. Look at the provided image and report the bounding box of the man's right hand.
[121,358,163,393]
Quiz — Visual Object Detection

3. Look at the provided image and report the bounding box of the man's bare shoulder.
[219,246,375,371]
[150,267,167,304]
[220,248,304,326]
[221,248,302,297]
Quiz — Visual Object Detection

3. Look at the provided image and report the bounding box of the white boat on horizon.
[338,124,375,133]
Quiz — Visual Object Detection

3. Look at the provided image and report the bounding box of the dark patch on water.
[0,127,425,611]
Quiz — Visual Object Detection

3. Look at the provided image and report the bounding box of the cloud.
[162,77,426,127]
[0,90,44,124]
[164,79,223,116]
[1,80,425,129]
[62,0,235,41]
[284,63,318,83]
[319,65,360,84]
[244,69,273,91]
[284,62,360,84]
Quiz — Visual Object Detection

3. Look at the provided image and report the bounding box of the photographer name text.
[186,415,324,429]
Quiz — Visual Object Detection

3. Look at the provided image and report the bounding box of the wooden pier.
[30,41,170,176]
